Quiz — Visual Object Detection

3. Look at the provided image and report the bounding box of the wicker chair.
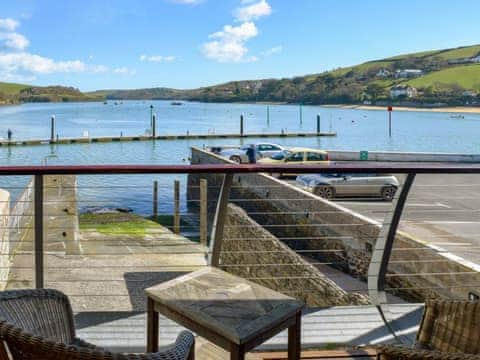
[377,300,480,359]
[0,289,195,360]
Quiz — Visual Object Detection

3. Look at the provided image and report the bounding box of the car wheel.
[314,186,334,200]
[230,155,242,164]
[381,186,397,201]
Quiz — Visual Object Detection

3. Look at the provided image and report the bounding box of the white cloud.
[0,32,29,51]
[262,45,282,56]
[234,0,271,22]
[0,18,19,32]
[140,54,177,62]
[91,64,109,73]
[113,67,136,75]
[202,22,259,63]
[0,18,134,80]
[0,52,87,74]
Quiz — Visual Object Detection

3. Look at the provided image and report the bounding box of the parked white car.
[296,173,399,201]
[219,143,286,163]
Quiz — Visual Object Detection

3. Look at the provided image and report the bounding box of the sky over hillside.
[1,0,480,91]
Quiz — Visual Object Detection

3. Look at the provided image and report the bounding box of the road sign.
[360,151,368,161]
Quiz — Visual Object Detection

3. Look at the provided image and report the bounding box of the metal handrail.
[0,162,480,175]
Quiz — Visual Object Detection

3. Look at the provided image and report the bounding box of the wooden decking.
[75,304,422,359]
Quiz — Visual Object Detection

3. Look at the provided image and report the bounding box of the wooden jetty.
[0,131,337,147]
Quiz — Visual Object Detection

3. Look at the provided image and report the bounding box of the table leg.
[230,344,245,360]
[147,297,159,353]
[288,312,301,360]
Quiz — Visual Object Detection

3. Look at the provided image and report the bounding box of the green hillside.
[0,82,30,96]
[94,44,480,106]
[407,64,480,91]
[2,43,480,106]
[0,83,100,104]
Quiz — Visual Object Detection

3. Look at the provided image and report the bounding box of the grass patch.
[0,82,29,96]
[407,64,480,90]
[435,45,480,60]
[80,212,162,236]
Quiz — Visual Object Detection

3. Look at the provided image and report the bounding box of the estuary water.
[0,100,479,214]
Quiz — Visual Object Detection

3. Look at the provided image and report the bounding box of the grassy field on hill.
[0,82,29,96]
[407,64,480,90]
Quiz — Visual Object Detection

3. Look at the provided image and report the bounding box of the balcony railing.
[1,161,480,354]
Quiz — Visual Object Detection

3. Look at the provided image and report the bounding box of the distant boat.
[171,101,183,106]
[103,101,108,105]
[450,114,464,119]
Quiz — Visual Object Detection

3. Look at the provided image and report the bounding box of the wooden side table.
[146,267,304,360]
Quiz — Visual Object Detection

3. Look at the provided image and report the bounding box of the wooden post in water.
[200,179,208,246]
[388,111,392,137]
[267,106,270,125]
[299,103,303,125]
[152,114,156,138]
[174,180,180,234]
[240,114,244,136]
[316,114,321,134]
[50,115,56,143]
[153,180,158,219]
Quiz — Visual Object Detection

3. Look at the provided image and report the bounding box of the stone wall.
[220,203,369,307]
[189,147,480,301]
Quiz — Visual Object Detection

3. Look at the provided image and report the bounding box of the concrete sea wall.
[189,147,480,301]
[221,203,369,306]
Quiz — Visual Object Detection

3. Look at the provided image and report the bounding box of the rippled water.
[0,100,479,213]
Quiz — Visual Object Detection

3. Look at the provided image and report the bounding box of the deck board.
[75,304,423,354]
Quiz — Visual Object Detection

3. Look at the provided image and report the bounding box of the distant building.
[463,90,477,97]
[376,68,391,77]
[395,69,424,79]
[390,85,418,98]
[448,55,480,65]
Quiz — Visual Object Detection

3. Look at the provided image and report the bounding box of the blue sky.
[0,0,479,91]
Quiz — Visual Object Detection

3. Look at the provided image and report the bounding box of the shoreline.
[2,99,480,114]
[322,104,480,114]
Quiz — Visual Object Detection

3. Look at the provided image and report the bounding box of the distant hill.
[2,44,480,106]
[0,83,100,104]
[93,44,480,106]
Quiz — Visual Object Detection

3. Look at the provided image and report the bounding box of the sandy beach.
[323,104,480,114]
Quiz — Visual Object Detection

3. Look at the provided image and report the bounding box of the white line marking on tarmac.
[422,221,480,224]
[408,202,451,208]
[339,202,451,208]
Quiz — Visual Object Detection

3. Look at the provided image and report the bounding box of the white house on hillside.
[376,68,391,77]
[395,69,424,79]
[390,85,418,98]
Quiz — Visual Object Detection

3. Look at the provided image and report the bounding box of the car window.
[271,150,290,160]
[307,152,326,161]
[260,145,273,151]
[286,152,304,162]
[271,145,281,151]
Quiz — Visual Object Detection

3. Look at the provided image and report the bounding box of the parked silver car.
[219,143,286,163]
[296,173,399,201]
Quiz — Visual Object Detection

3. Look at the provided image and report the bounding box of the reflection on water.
[0,101,479,212]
